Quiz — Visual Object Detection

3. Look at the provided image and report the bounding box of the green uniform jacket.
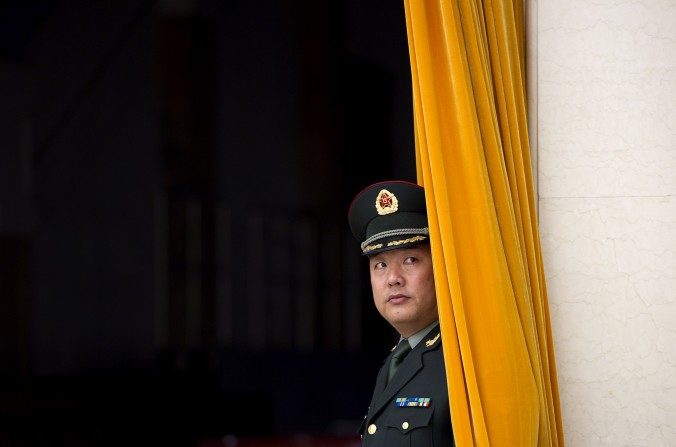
[359,325,454,446]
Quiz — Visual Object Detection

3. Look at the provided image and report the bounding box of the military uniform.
[359,323,453,446]
[348,180,455,446]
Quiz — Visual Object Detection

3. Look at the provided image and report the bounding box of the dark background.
[0,1,415,445]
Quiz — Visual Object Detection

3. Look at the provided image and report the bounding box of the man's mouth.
[387,294,409,304]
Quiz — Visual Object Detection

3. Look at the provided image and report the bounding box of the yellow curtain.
[404,0,563,446]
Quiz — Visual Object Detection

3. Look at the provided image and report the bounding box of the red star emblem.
[378,193,393,209]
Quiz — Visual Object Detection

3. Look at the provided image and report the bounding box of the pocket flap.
[384,406,434,433]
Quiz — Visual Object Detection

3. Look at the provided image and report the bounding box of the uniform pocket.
[384,406,434,446]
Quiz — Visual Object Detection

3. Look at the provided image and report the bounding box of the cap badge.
[375,189,399,215]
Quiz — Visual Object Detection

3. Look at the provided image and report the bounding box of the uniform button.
[367,424,377,435]
[402,421,409,430]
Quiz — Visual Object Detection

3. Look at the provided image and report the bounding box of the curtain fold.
[404,0,563,445]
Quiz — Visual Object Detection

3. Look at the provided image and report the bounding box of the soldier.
[348,180,454,446]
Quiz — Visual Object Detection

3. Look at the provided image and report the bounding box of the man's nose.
[387,265,404,286]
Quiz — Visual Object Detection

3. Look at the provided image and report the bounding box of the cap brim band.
[360,227,429,251]
[362,234,429,255]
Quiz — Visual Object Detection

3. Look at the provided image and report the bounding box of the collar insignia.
[425,333,441,347]
[375,189,399,215]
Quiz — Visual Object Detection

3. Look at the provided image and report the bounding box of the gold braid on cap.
[360,227,429,251]
[386,235,427,247]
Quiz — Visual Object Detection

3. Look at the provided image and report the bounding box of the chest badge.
[396,397,431,407]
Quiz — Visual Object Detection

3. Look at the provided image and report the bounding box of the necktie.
[388,339,412,382]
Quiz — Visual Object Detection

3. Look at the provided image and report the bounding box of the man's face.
[369,245,438,338]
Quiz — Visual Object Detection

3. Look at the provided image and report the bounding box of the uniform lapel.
[368,325,442,418]
[373,355,390,396]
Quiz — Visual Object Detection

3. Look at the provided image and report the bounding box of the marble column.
[534,1,676,445]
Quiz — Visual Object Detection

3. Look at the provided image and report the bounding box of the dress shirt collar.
[402,320,439,349]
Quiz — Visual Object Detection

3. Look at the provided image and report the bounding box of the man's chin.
[384,314,415,331]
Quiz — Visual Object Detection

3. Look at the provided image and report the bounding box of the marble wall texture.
[535,1,676,445]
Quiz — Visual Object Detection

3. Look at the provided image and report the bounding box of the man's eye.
[374,261,386,269]
[404,257,417,264]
